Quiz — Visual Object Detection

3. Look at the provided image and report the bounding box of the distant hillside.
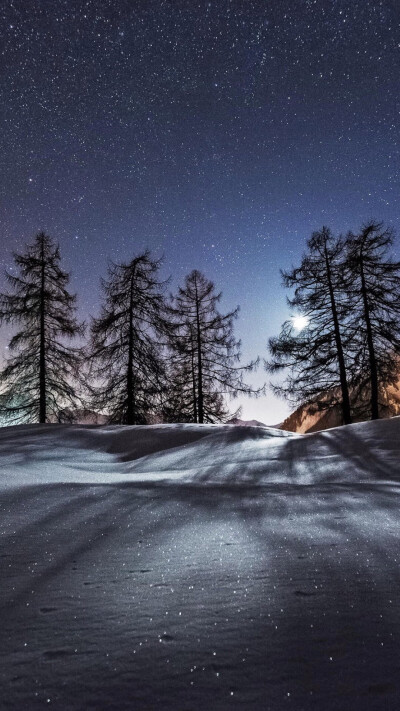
[57,408,108,425]
[56,412,269,428]
[281,380,400,433]
[227,417,268,428]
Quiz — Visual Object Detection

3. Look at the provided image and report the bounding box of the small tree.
[345,221,400,420]
[0,232,84,424]
[167,270,262,424]
[89,252,168,424]
[267,227,353,424]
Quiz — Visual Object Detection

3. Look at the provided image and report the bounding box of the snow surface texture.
[1,420,400,709]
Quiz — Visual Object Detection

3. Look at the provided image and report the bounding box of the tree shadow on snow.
[2,479,400,709]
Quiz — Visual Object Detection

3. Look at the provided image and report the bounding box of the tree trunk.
[190,327,198,422]
[323,243,352,425]
[39,237,46,423]
[194,276,204,424]
[360,251,379,419]
[126,273,135,425]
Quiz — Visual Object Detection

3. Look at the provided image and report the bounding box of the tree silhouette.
[167,270,262,423]
[89,252,168,424]
[345,221,400,420]
[0,232,84,424]
[267,227,353,424]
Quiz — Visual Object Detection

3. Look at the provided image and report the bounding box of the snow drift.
[1,419,400,710]
[0,417,399,489]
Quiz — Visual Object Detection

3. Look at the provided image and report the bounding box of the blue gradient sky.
[1,0,399,423]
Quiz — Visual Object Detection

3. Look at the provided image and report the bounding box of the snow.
[1,419,400,709]
[227,417,268,428]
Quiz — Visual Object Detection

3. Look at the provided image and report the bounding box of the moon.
[292,315,309,331]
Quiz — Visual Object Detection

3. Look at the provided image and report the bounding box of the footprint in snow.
[43,649,72,660]
[40,607,57,614]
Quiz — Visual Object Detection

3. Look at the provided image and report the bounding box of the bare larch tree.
[89,251,168,424]
[345,221,400,420]
[0,232,84,423]
[167,270,263,423]
[267,227,353,424]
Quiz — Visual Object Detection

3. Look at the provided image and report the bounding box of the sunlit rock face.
[281,380,400,433]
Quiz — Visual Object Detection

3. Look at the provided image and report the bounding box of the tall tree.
[0,232,84,424]
[345,221,400,420]
[267,227,353,424]
[167,270,262,424]
[89,252,168,424]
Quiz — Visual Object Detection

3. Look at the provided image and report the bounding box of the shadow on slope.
[0,423,217,466]
[1,418,399,489]
[2,480,400,709]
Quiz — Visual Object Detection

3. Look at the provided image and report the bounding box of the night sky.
[1,0,399,423]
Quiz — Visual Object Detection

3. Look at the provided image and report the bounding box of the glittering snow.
[1,419,400,709]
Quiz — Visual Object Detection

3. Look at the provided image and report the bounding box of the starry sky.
[0,0,399,424]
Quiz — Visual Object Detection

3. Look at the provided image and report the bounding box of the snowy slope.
[1,418,399,488]
[227,417,268,428]
[1,420,400,710]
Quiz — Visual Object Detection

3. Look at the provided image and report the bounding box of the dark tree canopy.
[0,232,84,424]
[89,251,168,425]
[267,227,353,424]
[166,269,262,424]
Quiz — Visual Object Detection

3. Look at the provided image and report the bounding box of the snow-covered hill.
[1,418,399,488]
[1,420,400,709]
[227,417,268,428]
